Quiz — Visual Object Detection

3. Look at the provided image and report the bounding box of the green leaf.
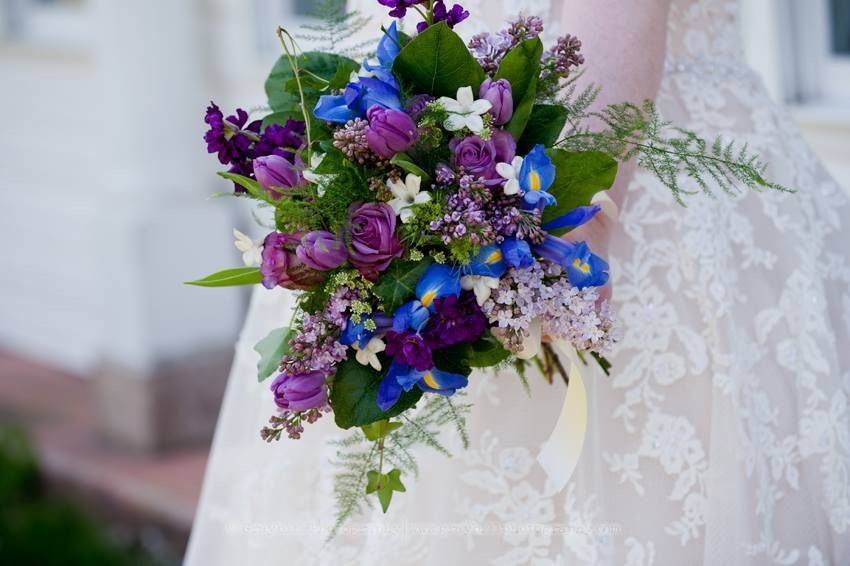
[541,150,619,236]
[329,58,361,90]
[360,419,403,441]
[494,37,544,139]
[254,327,292,382]
[386,468,406,492]
[392,22,485,97]
[468,332,511,368]
[368,469,405,513]
[371,258,434,313]
[433,342,472,376]
[366,470,380,494]
[185,267,262,288]
[389,153,431,182]
[517,104,568,154]
[377,482,393,512]
[331,358,423,429]
[265,51,358,112]
[217,172,271,203]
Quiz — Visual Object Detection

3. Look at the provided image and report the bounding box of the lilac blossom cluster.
[539,34,585,97]
[429,175,496,245]
[468,16,544,73]
[482,261,617,354]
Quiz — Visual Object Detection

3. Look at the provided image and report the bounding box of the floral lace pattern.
[186,1,850,564]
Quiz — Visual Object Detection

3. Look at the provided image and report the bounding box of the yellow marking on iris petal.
[423,371,439,389]
[572,258,591,274]
[486,249,503,264]
[529,170,541,191]
[420,289,438,308]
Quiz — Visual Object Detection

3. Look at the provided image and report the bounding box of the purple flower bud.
[365,106,418,159]
[296,231,348,271]
[261,232,324,291]
[346,202,404,280]
[270,370,327,412]
[253,155,303,196]
[479,78,513,125]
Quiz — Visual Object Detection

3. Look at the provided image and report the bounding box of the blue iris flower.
[519,145,557,209]
[377,361,469,411]
[340,317,374,348]
[313,22,403,123]
[415,264,461,309]
[532,234,575,266]
[467,244,507,277]
[565,242,610,289]
[392,301,431,333]
[542,204,601,233]
[501,238,534,269]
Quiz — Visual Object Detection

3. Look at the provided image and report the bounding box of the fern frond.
[296,0,374,58]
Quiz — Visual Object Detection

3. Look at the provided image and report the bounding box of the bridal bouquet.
[193,0,784,528]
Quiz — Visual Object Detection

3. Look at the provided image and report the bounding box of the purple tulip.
[365,106,418,158]
[296,231,348,271]
[261,232,324,291]
[270,370,327,412]
[479,78,513,125]
[346,203,404,280]
[491,129,516,163]
[253,155,303,196]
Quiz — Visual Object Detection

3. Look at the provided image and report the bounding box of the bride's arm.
[554,0,673,297]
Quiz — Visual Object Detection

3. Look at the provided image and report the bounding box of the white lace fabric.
[186,1,850,564]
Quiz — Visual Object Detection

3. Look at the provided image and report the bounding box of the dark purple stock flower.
[261,232,324,291]
[346,203,404,280]
[386,330,433,371]
[450,131,515,182]
[253,155,303,196]
[423,291,488,349]
[296,231,348,271]
[417,1,469,32]
[203,102,260,166]
[378,0,423,18]
[479,78,513,125]
[270,370,327,412]
[365,106,419,159]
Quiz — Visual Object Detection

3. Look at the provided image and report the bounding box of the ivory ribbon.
[536,343,588,493]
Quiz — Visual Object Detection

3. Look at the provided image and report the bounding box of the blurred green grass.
[0,426,157,566]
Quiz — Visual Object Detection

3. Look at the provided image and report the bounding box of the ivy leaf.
[365,470,381,494]
[331,358,423,429]
[371,258,434,313]
[392,22,485,97]
[541,150,618,236]
[468,332,511,368]
[185,267,262,288]
[494,37,543,139]
[367,469,406,513]
[386,468,406,492]
[361,419,403,441]
[517,104,568,154]
[254,327,292,382]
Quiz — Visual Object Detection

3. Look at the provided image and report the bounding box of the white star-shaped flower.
[495,156,524,195]
[353,337,385,371]
[461,275,500,306]
[387,173,431,223]
[437,86,492,134]
[302,152,329,195]
[233,228,262,266]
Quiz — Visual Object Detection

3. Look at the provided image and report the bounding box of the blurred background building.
[0,0,848,563]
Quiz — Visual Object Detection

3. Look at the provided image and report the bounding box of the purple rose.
[270,370,327,412]
[491,129,516,163]
[365,106,418,158]
[386,331,433,371]
[479,78,513,125]
[450,135,498,180]
[346,203,404,280]
[296,231,348,271]
[261,232,324,290]
[253,155,303,196]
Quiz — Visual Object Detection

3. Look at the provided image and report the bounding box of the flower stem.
[276,27,312,164]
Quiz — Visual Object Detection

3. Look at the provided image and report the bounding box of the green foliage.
[494,37,543,139]
[274,197,322,233]
[366,469,405,513]
[295,0,374,59]
[448,237,478,265]
[254,327,292,382]
[468,332,512,368]
[317,166,371,231]
[185,267,262,288]
[265,51,358,114]
[389,153,431,182]
[517,104,568,154]
[555,98,792,203]
[217,172,273,204]
[433,343,472,376]
[540,150,619,236]
[392,22,485,97]
[360,419,403,441]
[371,258,434,313]
[330,357,423,429]
[398,199,444,247]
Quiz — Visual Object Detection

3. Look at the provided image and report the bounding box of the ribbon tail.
[536,343,588,493]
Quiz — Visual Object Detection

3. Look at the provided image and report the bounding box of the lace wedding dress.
[186,0,850,563]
